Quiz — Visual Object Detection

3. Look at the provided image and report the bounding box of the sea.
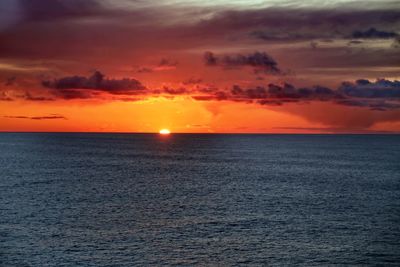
[0,133,399,266]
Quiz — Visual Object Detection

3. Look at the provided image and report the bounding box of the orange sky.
[2,96,400,133]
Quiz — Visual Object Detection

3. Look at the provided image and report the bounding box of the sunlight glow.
[159,129,171,135]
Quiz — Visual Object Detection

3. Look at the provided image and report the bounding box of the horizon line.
[0,131,399,135]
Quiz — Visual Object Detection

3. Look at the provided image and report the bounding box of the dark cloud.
[231,83,337,101]
[161,84,218,95]
[42,71,147,99]
[204,51,281,74]
[17,0,103,23]
[231,85,268,99]
[191,91,228,101]
[12,70,400,110]
[334,99,400,111]
[213,8,398,32]
[22,92,54,101]
[192,78,400,111]
[352,28,398,39]
[250,31,329,42]
[339,79,400,98]
[4,114,67,120]
[242,9,400,42]
[204,52,218,66]
[253,27,400,43]
[162,86,189,95]
[158,58,178,68]
[54,89,94,100]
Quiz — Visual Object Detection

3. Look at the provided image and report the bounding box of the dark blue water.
[1,133,399,266]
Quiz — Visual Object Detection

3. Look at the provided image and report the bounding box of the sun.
[159,129,171,135]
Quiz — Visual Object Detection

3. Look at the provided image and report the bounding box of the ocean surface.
[0,133,399,266]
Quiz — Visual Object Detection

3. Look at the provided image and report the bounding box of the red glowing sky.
[0,0,399,133]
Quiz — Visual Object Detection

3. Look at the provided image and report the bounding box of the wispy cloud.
[204,51,281,75]
[4,114,67,120]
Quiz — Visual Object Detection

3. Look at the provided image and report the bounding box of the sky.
[0,0,399,133]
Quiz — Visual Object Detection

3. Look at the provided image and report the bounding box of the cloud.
[11,69,400,111]
[231,83,337,101]
[192,78,400,111]
[252,27,400,43]
[16,0,102,23]
[250,31,325,42]
[42,71,147,99]
[352,28,398,39]
[158,58,178,68]
[162,86,189,95]
[204,51,281,74]
[338,79,400,98]
[192,91,228,101]
[160,84,218,96]
[22,92,54,101]
[204,52,218,66]
[336,99,400,111]
[240,9,400,42]
[1,2,399,76]
[137,58,178,73]
[4,114,67,120]
[273,126,398,134]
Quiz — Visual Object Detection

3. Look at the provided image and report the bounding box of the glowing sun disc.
[159,129,171,135]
